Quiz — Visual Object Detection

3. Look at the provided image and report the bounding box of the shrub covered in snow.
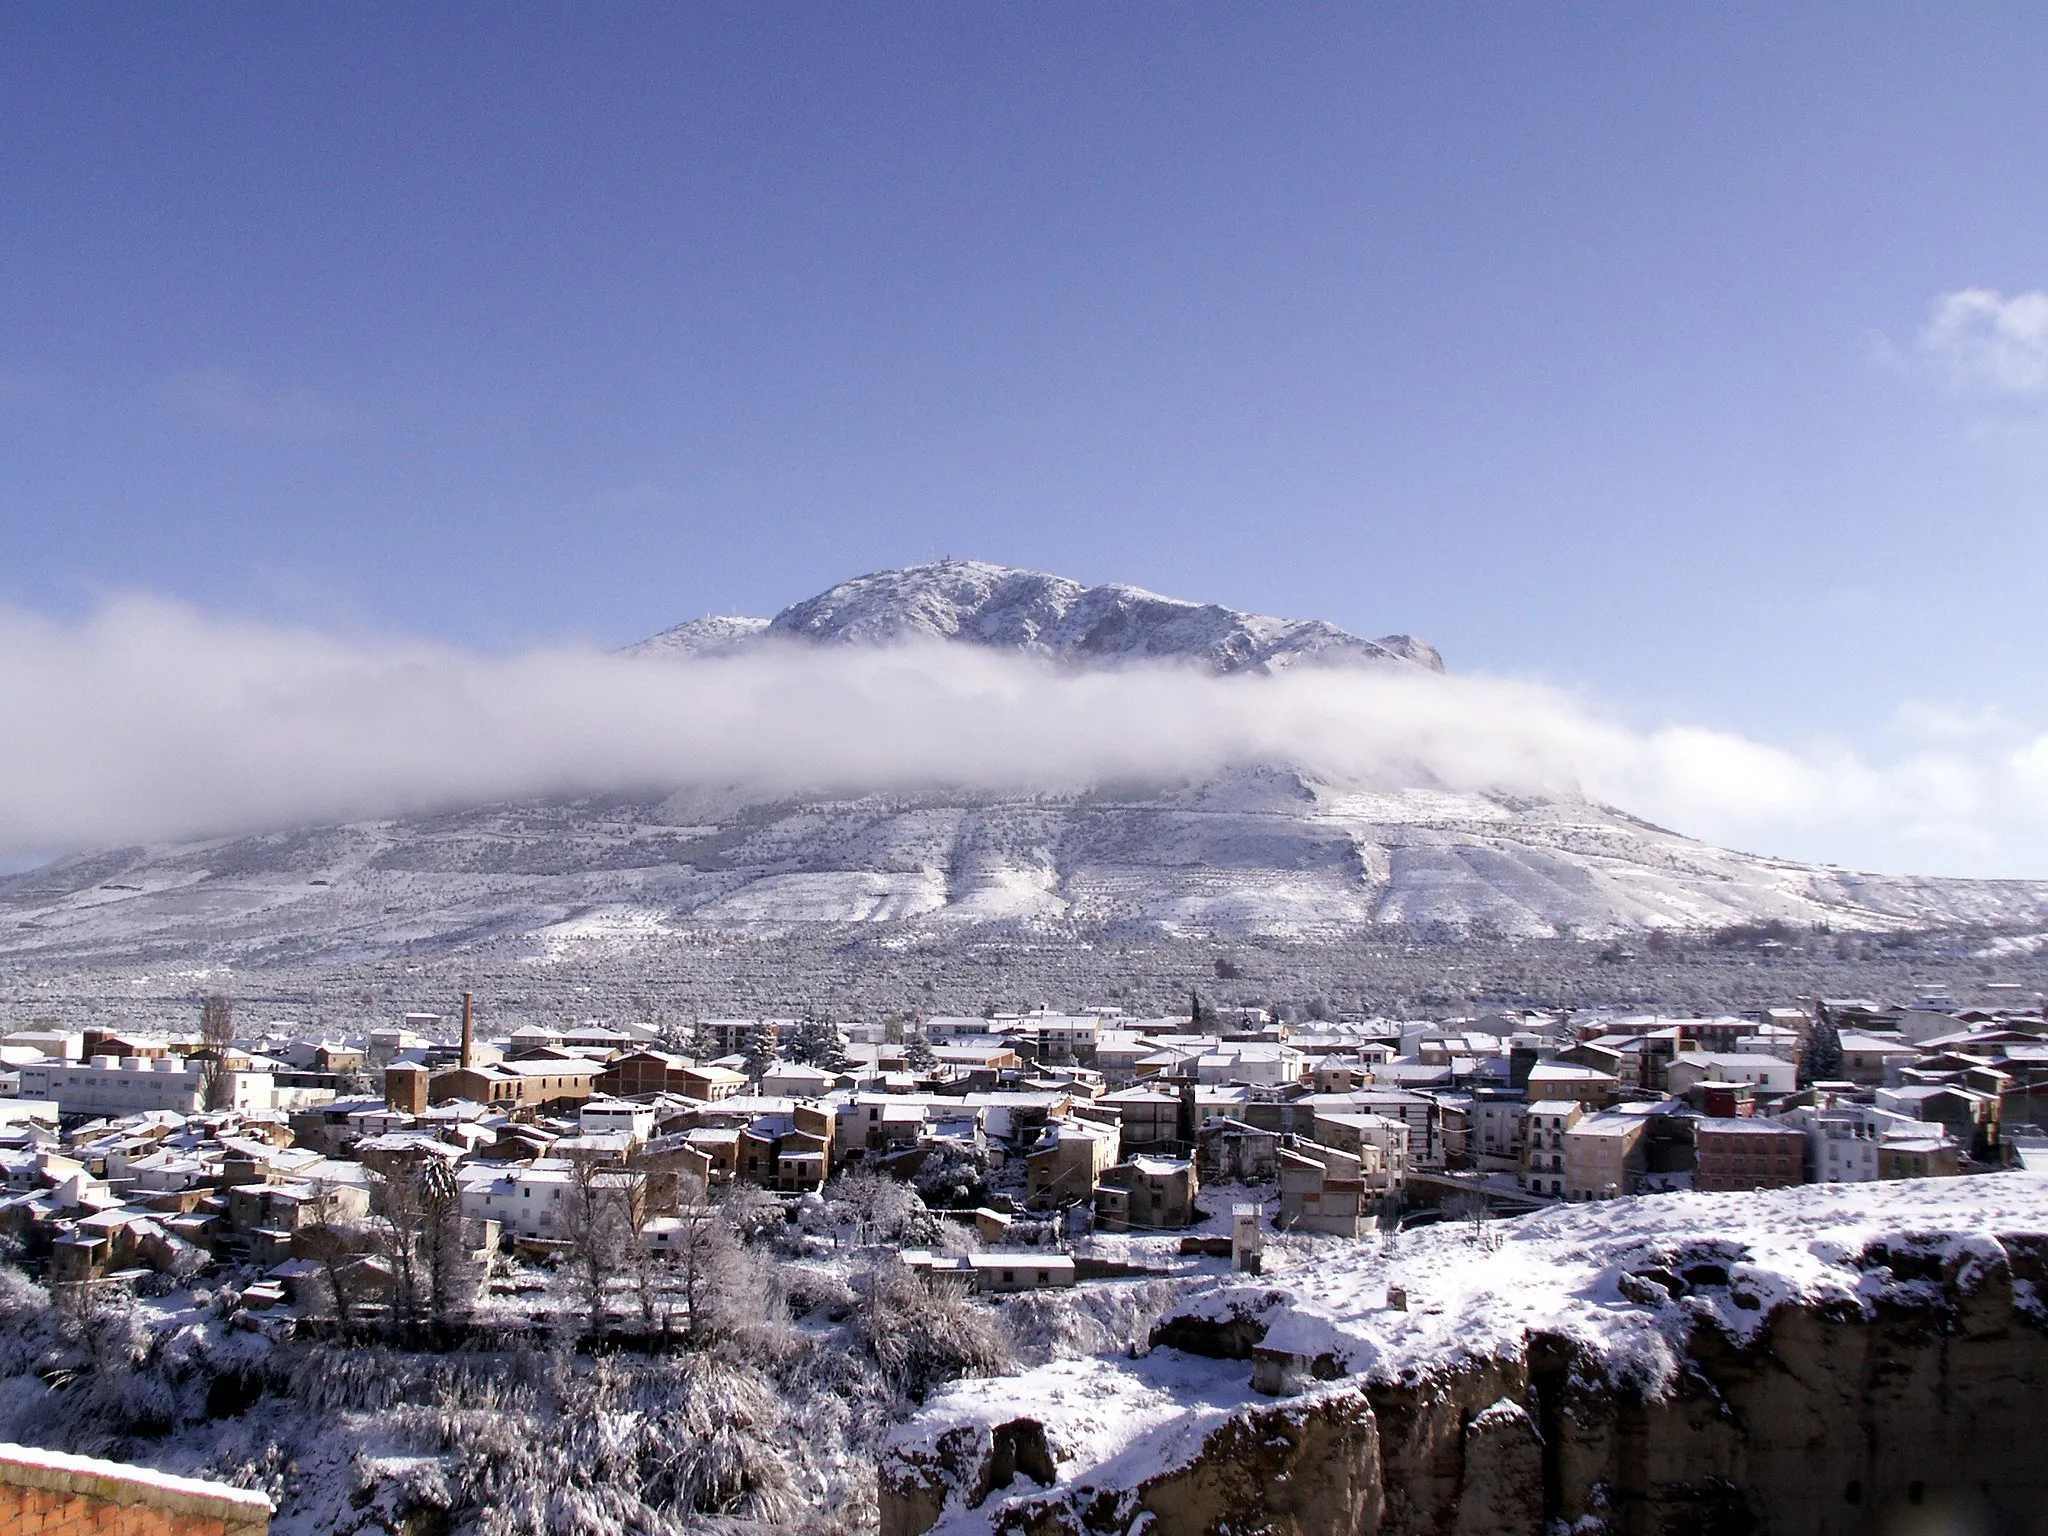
[0,1234,1038,1534]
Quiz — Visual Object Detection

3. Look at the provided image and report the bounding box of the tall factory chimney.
[460,992,474,1071]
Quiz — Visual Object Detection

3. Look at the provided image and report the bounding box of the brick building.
[1694,1118,1807,1191]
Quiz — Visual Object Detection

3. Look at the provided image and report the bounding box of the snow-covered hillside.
[6,559,2048,966]
[5,772,2048,966]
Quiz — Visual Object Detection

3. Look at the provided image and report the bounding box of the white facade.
[1896,1009,1962,1044]
[1776,1103,1923,1182]
[0,1031,81,1060]
[1474,1099,1527,1165]
[1026,1014,1101,1062]
[17,1055,301,1117]
[1666,1052,1798,1096]
[579,1099,657,1142]
[266,1081,338,1112]
[1195,1044,1305,1087]
[22,1057,200,1115]
[458,1161,575,1239]
[1520,1100,1584,1196]
[759,1062,838,1097]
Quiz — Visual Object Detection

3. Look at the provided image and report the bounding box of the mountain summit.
[632,558,1443,674]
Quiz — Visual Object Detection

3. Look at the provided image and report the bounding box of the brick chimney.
[460,992,474,1071]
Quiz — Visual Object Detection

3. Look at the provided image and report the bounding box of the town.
[2,986,2039,1319]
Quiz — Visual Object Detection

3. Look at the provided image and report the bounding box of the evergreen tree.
[741,1021,777,1081]
[1800,1006,1844,1087]
[786,1019,848,1068]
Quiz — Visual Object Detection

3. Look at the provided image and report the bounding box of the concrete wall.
[0,1444,270,1536]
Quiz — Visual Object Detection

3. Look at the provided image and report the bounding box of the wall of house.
[0,1444,270,1536]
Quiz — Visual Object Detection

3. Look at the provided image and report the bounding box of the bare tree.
[415,1158,475,1331]
[371,1168,429,1337]
[298,1180,368,1326]
[562,1158,633,1338]
[669,1177,752,1344]
[198,993,235,1110]
[618,1165,676,1338]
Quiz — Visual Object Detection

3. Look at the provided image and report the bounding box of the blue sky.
[3,7,2047,873]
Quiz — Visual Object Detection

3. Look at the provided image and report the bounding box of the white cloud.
[1919,288,2048,395]
[0,595,2045,877]
[158,370,355,436]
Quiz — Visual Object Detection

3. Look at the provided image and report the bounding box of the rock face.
[880,1185,2048,1536]
[882,1392,1383,1536]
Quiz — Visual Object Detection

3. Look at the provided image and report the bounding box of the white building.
[1665,1052,1798,1097]
[578,1098,657,1143]
[1023,1014,1101,1064]
[759,1062,839,1098]
[18,1057,283,1117]
[1472,1098,1528,1169]
[1310,1111,1410,1192]
[1775,1103,1923,1183]
[457,1160,580,1240]
[1520,1100,1584,1196]
[1194,1043,1305,1087]
[969,1253,1077,1293]
[1895,1008,1963,1044]
[0,1101,58,1132]
[0,1031,81,1061]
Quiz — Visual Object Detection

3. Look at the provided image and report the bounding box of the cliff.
[881,1176,2048,1536]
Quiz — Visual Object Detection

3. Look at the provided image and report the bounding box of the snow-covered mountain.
[7,772,2048,967]
[5,559,2047,966]
[631,559,1444,674]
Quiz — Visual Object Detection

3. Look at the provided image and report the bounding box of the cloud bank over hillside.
[0,595,2043,878]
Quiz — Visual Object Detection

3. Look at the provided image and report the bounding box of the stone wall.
[0,1443,270,1536]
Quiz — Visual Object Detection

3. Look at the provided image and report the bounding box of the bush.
[1002,1279,1191,1365]
[912,1149,992,1211]
[848,1258,1014,1402]
[820,1172,942,1249]
[720,1185,790,1245]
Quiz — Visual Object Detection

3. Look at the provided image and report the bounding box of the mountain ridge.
[630,558,1444,674]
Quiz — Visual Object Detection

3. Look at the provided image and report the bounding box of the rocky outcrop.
[881,1393,1383,1536]
[882,1227,2048,1536]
